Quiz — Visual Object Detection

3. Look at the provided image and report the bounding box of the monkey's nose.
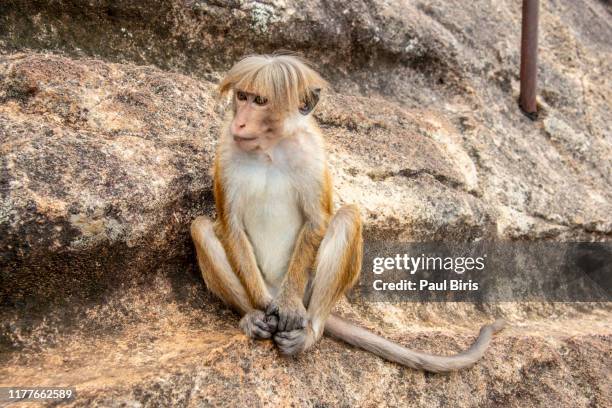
[231,122,247,135]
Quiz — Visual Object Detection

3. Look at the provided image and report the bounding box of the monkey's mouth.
[233,135,257,142]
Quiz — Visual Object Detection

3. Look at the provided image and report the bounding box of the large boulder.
[0,53,217,308]
[0,0,611,406]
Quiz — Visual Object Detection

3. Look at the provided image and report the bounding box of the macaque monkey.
[191,53,505,372]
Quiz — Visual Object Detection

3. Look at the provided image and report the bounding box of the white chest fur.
[224,154,304,290]
[219,116,327,291]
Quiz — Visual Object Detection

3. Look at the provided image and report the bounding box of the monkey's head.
[219,53,327,152]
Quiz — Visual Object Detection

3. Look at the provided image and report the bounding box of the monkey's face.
[230,90,284,152]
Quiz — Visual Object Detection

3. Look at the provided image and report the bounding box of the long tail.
[324,314,506,373]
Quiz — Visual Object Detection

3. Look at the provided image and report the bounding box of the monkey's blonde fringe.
[219,52,328,112]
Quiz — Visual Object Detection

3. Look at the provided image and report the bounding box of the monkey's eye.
[236,91,247,101]
[254,95,268,106]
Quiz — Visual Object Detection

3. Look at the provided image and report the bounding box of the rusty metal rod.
[519,0,539,119]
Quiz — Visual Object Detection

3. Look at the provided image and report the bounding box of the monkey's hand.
[273,322,316,356]
[266,294,313,355]
[265,296,308,333]
[239,310,275,340]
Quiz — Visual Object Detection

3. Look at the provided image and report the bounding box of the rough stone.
[0,0,611,406]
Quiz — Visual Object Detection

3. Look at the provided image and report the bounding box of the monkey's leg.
[307,205,362,339]
[191,216,275,340]
[274,205,362,354]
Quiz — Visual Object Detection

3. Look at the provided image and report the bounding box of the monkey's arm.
[214,159,273,311]
[220,228,273,310]
[267,169,333,331]
[267,221,326,331]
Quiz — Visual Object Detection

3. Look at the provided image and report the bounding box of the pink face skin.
[230,90,284,152]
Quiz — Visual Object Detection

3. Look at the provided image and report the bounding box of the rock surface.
[0,0,611,407]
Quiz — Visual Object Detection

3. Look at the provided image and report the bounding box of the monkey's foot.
[274,325,316,356]
[239,310,275,340]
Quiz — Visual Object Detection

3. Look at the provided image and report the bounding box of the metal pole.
[519,0,539,119]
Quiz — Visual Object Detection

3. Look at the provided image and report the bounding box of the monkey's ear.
[298,88,321,115]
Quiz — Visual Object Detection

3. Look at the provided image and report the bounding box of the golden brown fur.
[218,53,328,112]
